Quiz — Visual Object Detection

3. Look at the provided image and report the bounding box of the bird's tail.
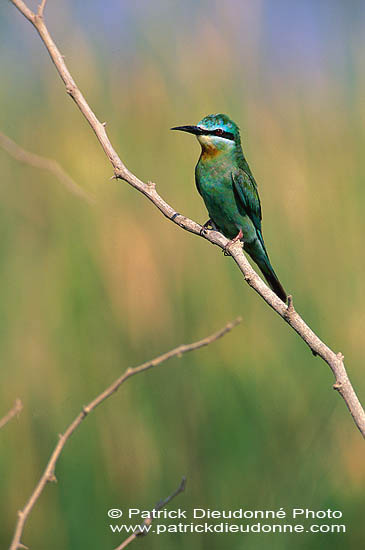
[247,236,287,302]
[259,258,287,302]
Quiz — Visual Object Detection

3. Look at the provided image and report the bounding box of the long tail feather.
[258,258,287,302]
[245,234,287,302]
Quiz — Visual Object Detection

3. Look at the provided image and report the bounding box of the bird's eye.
[215,129,224,136]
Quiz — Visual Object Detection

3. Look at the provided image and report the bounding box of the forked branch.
[8,319,240,550]
[8,1,365,438]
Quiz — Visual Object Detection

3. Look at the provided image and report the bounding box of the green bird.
[171,113,287,302]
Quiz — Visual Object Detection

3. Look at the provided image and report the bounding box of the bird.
[171,113,287,302]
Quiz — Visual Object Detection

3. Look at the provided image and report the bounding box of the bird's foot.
[223,229,244,256]
[200,219,217,236]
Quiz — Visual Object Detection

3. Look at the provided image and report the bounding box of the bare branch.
[0,131,95,204]
[114,477,186,550]
[37,0,47,17]
[8,0,35,23]
[8,319,240,550]
[0,399,23,430]
[7,2,365,438]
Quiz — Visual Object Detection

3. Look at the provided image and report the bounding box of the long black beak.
[170,125,203,135]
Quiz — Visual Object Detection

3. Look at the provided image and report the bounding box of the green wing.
[232,168,266,248]
[232,169,262,230]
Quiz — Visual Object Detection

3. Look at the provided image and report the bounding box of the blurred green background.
[1,0,364,548]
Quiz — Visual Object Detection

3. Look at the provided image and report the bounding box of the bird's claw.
[200,219,214,236]
[223,229,244,256]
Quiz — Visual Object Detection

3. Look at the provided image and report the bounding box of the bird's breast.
[196,158,250,240]
[196,158,233,191]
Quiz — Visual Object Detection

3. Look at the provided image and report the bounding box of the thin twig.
[0,131,94,204]
[8,1,365,438]
[114,477,186,550]
[37,0,47,17]
[8,319,240,550]
[0,399,23,430]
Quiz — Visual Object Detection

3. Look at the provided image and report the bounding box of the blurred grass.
[0,1,364,549]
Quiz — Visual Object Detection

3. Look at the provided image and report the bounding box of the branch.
[8,319,240,550]
[8,1,365,438]
[0,399,22,430]
[0,131,94,204]
[114,477,186,550]
[37,0,47,17]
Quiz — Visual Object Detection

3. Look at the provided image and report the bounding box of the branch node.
[101,121,107,127]
[284,295,295,320]
[18,543,29,550]
[82,405,90,416]
[287,295,295,313]
[66,84,75,96]
[112,169,125,180]
[333,381,343,391]
[47,472,57,483]
[337,352,344,361]
[147,180,156,190]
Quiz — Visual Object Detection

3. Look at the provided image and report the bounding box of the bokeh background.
[1,0,364,548]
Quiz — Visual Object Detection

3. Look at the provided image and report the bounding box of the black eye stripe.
[199,128,235,141]
[215,130,235,140]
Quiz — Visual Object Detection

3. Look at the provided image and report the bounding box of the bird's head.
[171,113,240,155]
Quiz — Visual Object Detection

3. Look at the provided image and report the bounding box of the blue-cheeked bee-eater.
[171,113,287,302]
